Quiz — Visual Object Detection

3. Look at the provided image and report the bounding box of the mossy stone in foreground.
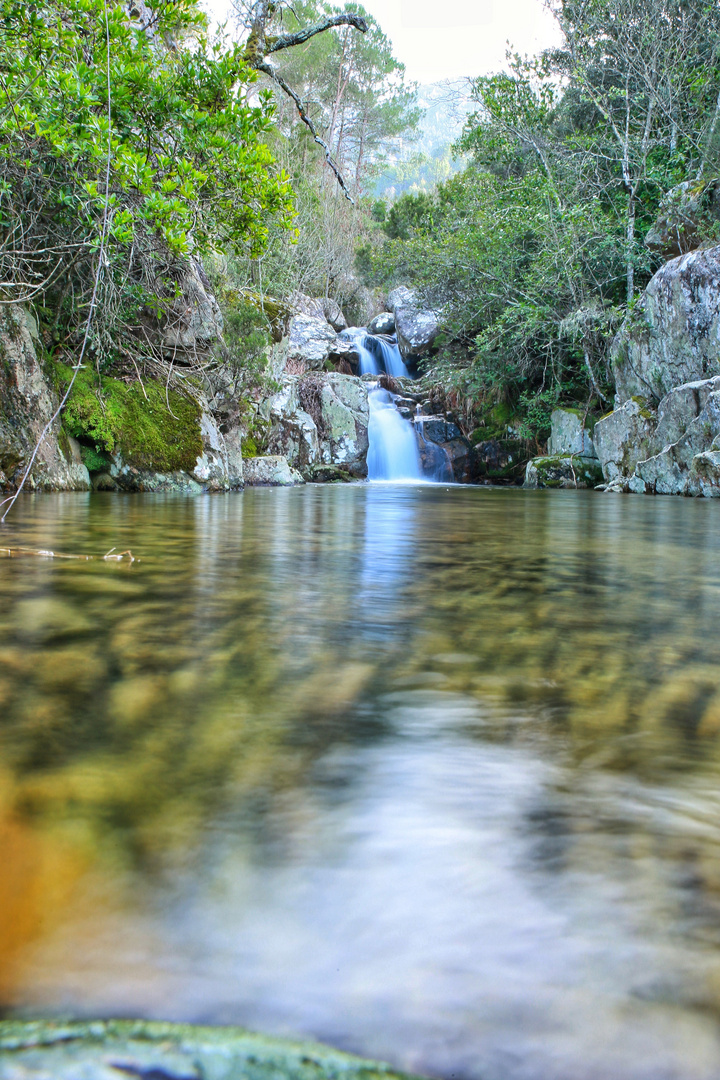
[0,1020,426,1080]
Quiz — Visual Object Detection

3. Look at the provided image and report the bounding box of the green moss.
[242,434,259,458]
[55,364,202,472]
[631,396,655,420]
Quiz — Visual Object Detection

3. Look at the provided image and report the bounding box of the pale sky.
[206,0,561,82]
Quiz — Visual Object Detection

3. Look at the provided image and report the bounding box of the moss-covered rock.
[0,1019,425,1080]
[56,363,203,473]
[523,455,603,489]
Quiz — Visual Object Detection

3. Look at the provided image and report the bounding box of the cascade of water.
[367,388,423,481]
[341,327,410,378]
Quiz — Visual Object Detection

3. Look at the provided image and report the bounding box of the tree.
[0,0,295,369]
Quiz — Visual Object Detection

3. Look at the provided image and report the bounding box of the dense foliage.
[362,0,720,439]
[0,0,294,371]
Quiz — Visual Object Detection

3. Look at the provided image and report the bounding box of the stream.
[2,487,720,1080]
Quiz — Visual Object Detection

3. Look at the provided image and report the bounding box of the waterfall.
[367,388,423,481]
[342,327,411,378]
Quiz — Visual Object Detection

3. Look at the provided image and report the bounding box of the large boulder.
[0,305,90,492]
[548,407,596,458]
[414,414,471,482]
[243,455,304,486]
[368,311,395,335]
[264,373,369,478]
[593,398,658,482]
[290,292,348,332]
[611,246,720,403]
[524,455,603,489]
[316,372,370,476]
[387,286,440,359]
[284,315,338,373]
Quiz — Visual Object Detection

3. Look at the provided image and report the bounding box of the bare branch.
[266,13,367,54]
[256,60,356,203]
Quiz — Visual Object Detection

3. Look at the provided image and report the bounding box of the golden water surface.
[2,486,720,1080]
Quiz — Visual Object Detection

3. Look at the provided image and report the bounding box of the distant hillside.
[375,80,473,199]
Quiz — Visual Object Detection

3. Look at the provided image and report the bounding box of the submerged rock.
[524,455,603,489]
[0,1019,422,1080]
[243,455,304,486]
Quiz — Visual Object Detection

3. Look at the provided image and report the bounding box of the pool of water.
[2,486,720,1080]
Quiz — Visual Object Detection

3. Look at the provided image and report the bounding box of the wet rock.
[0,1019,421,1080]
[548,408,596,458]
[110,460,205,493]
[416,416,463,444]
[472,438,525,482]
[611,246,720,403]
[593,398,658,482]
[368,312,396,335]
[303,463,354,483]
[0,305,91,492]
[524,455,603,489]
[243,455,304,486]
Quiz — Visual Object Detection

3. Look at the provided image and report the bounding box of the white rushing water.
[342,327,410,378]
[367,387,423,481]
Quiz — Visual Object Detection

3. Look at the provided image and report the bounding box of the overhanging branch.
[266,13,368,54]
[256,60,356,202]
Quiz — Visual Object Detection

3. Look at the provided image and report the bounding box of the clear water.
[3,488,720,1080]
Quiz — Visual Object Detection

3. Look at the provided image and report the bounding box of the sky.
[205,0,562,83]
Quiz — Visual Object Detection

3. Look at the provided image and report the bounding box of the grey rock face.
[611,246,720,403]
[548,408,596,458]
[243,455,304,486]
[266,373,369,479]
[189,403,244,491]
[161,258,223,355]
[593,399,658,482]
[110,460,205,493]
[290,292,348,332]
[368,312,396,335]
[637,392,720,494]
[285,315,338,372]
[317,372,369,476]
[387,286,417,311]
[524,455,603,489]
[0,305,90,492]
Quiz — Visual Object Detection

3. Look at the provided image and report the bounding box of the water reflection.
[2,489,720,1078]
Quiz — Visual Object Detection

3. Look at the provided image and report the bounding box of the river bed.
[2,486,720,1080]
